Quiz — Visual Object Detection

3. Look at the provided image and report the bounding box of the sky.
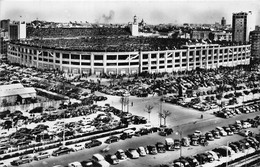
[0,0,260,25]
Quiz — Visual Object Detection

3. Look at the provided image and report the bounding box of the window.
[167,60,172,63]
[71,62,80,65]
[62,61,69,64]
[182,52,187,57]
[130,62,139,65]
[71,54,79,59]
[159,53,164,58]
[43,58,48,62]
[143,54,148,59]
[43,51,48,57]
[159,60,164,64]
[56,60,60,63]
[175,59,180,63]
[118,62,129,66]
[159,66,164,69]
[81,55,90,60]
[196,50,200,55]
[94,63,103,66]
[167,65,172,68]
[175,52,180,57]
[56,53,60,58]
[63,54,69,59]
[81,62,90,66]
[94,55,103,60]
[151,66,156,69]
[107,55,117,60]
[142,61,148,65]
[151,53,157,59]
[49,59,53,63]
[107,63,117,66]
[189,51,194,56]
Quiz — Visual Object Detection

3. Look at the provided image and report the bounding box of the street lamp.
[175,127,183,158]
[226,141,229,167]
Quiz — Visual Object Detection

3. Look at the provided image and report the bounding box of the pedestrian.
[201,114,203,119]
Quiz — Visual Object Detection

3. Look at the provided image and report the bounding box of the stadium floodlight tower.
[130,15,139,36]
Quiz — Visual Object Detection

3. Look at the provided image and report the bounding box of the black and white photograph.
[0,0,260,166]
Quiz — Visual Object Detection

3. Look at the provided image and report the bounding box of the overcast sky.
[1,0,260,25]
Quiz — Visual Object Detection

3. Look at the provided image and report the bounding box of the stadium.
[7,27,251,75]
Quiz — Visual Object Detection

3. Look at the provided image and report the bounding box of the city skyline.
[1,0,260,25]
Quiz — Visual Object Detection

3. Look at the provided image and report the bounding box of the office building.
[9,21,26,40]
[221,17,226,27]
[249,30,260,59]
[232,11,256,43]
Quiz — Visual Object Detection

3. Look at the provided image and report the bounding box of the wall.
[0,100,67,112]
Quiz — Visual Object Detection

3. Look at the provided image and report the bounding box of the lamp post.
[226,141,230,167]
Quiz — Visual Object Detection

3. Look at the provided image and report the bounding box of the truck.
[165,138,175,151]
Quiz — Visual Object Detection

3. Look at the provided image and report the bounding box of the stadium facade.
[7,42,251,75]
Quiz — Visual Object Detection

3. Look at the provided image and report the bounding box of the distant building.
[209,31,232,41]
[0,37,8,60]
[0,19,10,31]
[221,17,226,27]
[129,16,139,36]
[249,30,260,59]
[232,11,256,43]
[191,29,211,40]
[9,21,26,40]
[0,83,36,106]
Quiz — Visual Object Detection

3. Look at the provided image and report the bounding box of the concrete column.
[156,53,159,73]
[179,52,182,71]
[139,52,142,74]
[103,53,107,74]
[91,53,94,75]
[186,49,190,71]
[79,54,82,74]
[148,53,151,73]
[217,46,220,68]
[164,52,167,72]
[69,53,71,73]
[205,48,209,69]
[172,52,175,72]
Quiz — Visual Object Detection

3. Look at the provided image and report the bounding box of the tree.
[159,110,172,127]
[144,104,154,123]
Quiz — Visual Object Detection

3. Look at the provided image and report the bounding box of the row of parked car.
[214,103,260,119]
[173,134,260,167]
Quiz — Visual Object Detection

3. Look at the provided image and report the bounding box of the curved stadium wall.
[7,43,251,75]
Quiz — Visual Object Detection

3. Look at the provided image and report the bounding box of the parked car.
[52,147,72,156]
[85,139,102,148]
[239,129,253,137]
[11,155,33,166]
[181,137,190,147]
[34,151,50,160]
[205,132,214,141]
[137,146,147,156]
[71,144,85,151]
[216,127,227,136]
[147,145,157,155]
[115,149,127,160]
[125,148,140,159]
[105,136,119,144]
[242,122,252,129]
[68,161,83,167]
[185,156,199,166]
[81,160,94,167]
[159,128,173,136]
[156,142,166,153]
[105,154,119,165]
